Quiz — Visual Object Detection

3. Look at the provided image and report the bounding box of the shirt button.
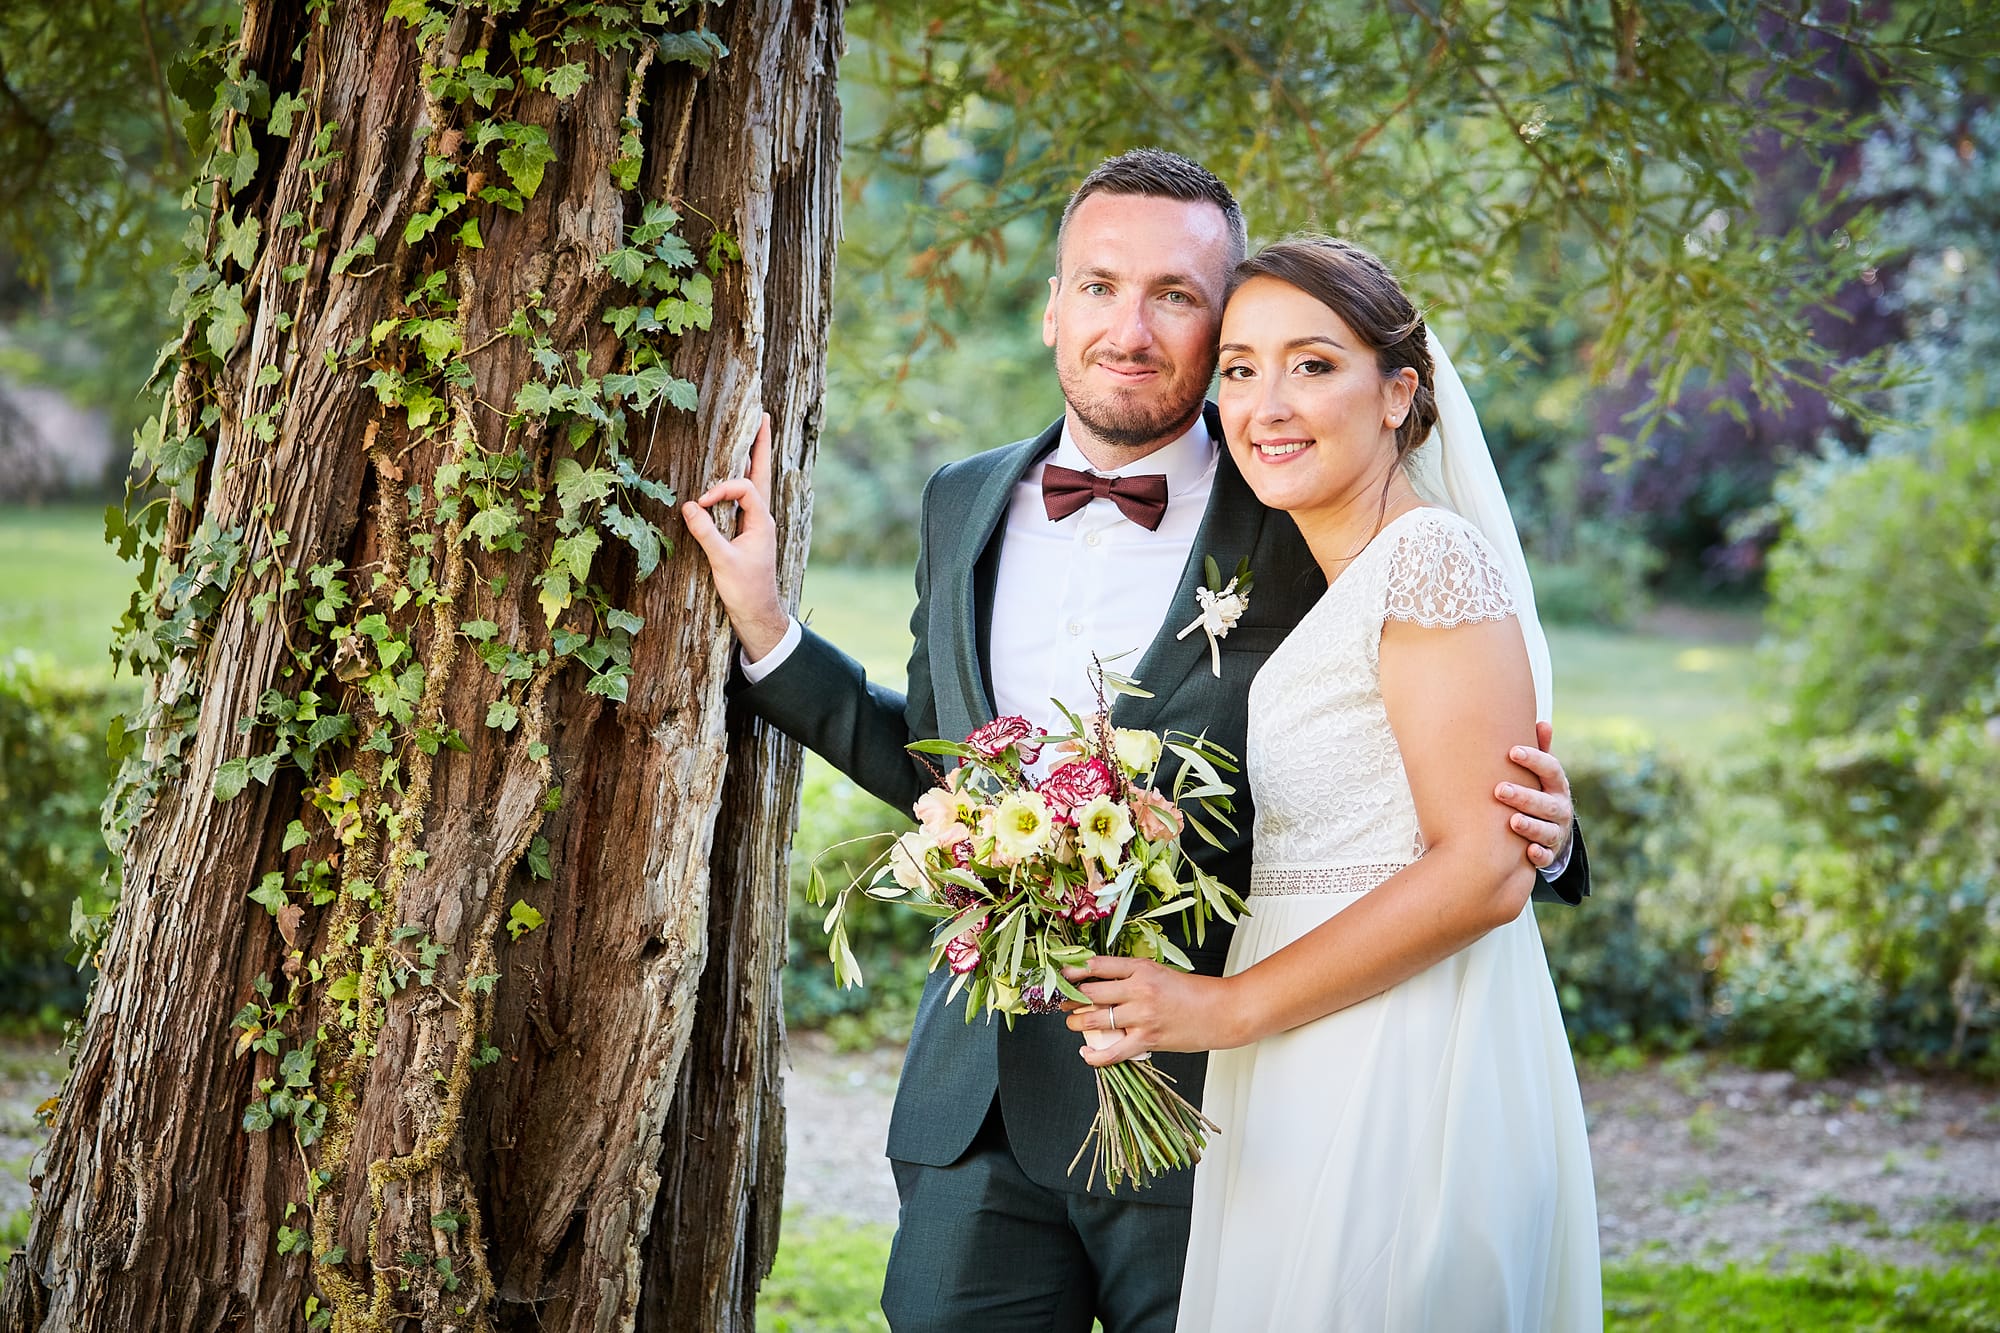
[1067,621,1082,636]
[1085,532,1102,547]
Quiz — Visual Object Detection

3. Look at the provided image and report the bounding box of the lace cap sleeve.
[1383,511,1517,629]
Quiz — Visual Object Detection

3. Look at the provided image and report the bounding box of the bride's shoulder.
[1380,507,1515,626]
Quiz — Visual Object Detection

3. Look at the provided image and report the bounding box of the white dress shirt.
[986,417,1216,761]
[742,414,1215,722]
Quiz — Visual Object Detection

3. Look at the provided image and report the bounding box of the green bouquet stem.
[1070,1056,1220,1193]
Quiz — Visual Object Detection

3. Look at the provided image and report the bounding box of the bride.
[1065,237,1601,1330]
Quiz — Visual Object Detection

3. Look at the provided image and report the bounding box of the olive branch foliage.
[843,0,1997,463]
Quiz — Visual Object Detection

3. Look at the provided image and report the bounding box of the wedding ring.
[1106,1006,1118,1031]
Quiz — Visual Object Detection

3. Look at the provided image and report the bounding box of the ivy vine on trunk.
[1,1,842,1329]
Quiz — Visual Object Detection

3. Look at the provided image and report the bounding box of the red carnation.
[965,715,1044,764]
[945,915,989,974]
[1037,756,1118,823]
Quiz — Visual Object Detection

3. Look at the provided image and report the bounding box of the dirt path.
[782,1032,2000,1269]
[6,1036,1996,1273]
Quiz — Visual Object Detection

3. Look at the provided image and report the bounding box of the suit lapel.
[949,420,1063,726]
[1114,409,1269,732]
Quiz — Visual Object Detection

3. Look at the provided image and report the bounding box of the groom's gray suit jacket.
[739,405,1590,1206]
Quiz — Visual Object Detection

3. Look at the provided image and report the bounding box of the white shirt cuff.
[1538,830,1575,882]
[739,615,804,684]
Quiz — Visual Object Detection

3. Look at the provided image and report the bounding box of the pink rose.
[1128,786,1184,842]
[1037,757,1118,823]
[913,788,972,850]
[965,716,1044,764]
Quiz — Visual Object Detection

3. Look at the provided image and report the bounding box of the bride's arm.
[1065,611,1538,1060]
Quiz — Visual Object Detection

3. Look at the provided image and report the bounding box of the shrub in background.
[0,653,120,1024]
[1536,747,1716,1053]
[1754,413,2000,1070]
[784,758,928,1045]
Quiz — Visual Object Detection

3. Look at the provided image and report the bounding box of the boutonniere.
[1176,556,1254,678]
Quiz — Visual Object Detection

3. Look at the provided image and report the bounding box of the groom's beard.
[1054,348,1213,452]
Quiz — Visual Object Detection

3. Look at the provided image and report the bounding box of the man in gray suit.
[684,149,1587,1332]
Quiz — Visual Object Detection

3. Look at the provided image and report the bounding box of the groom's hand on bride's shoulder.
[682,412,792,662]
[1496,720,1574,869]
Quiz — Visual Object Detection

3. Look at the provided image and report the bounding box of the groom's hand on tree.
[1496,720,1574,869]
[682,412,792,662]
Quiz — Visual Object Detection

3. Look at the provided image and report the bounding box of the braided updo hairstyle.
[1229,236,1438,465]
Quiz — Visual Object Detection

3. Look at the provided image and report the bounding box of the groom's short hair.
[1057,149,1247,274]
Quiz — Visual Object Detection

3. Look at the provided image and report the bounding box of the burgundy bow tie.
[1040,463,1170,531]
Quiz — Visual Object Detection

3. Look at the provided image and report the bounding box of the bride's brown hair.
[1228,237,1438,466]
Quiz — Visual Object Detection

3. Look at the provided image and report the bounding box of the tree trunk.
[1,2,841,1330]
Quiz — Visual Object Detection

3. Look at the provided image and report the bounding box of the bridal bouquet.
[811,666,1247,1192]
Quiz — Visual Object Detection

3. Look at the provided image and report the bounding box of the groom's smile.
[1043,192,1235,462]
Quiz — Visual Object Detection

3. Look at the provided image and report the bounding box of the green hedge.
[0,654,124,1023]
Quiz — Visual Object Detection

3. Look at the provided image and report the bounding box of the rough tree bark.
[1,2,841,1330]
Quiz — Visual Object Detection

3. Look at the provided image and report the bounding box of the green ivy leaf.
[154,433,209,485]
[268,91,306,138]
[282,819,310,852]
[505,899,545,941]
[601,247,647,286]
[606,609,644,635]
[513,380,556,417]
[219,211,262,270]
[485,698,520,732]
[465,500,521,551]
[544,63,590,99]
[331,233,377,276]
[213,757,253,802]
[249,872,289,915]
[459,618,498,641]
[600,505,663,578]
[656,29,728,72]
[207,283,248,360]
[551,529,600,584]
[496,124,555,199]
[526,835,553,880]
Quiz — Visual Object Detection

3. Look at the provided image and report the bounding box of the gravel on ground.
[780,1031,2000,1270]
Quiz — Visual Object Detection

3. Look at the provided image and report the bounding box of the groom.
[685,149,1588,1332]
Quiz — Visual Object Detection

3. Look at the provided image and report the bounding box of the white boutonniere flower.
[1177,556,1255,678]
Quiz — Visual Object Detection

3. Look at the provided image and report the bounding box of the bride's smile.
[1216,274,1420,567]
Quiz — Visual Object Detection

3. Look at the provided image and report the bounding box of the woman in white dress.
[1066,237,1601,1331]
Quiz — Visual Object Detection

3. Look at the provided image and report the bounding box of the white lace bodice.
[1246,507,1518,896]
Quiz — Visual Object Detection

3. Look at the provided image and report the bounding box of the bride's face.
[1216,276,1416,526]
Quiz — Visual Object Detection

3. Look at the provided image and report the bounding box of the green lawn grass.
[760,1214,2000,1332]
[0,502,132,676]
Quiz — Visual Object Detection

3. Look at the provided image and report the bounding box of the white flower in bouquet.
[1112,727,1163,775]
[989,789,1054,861]
[889,831,933,891]
[1074,794,1135,864]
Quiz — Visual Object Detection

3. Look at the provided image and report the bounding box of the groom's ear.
[1042,275,1060,348]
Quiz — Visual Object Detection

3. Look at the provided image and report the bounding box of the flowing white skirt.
[1176,889,1602,1332]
